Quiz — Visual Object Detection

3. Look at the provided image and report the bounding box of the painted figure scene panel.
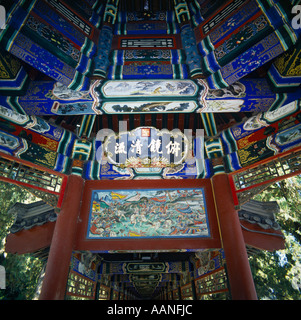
[87,188,209,239]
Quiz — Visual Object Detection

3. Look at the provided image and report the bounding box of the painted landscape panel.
[87,188,209,239]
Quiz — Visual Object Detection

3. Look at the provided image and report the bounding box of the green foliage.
[0,182,30,250]
[0,253,43,300]
[0,181,43,300]
[249,245,300,299]
[251,176,301,300]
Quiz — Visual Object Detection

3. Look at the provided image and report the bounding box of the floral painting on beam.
[87,188,209,239]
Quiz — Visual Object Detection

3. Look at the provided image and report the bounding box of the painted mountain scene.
[87,188,209,239]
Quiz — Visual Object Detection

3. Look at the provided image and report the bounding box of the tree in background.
[0,181,43,300]
[250,175,301,300]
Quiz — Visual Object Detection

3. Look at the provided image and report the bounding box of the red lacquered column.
[211,173,257,300]
[39,175,84,300]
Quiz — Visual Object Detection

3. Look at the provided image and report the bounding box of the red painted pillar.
[39,175,84,300]
[211,174,257,300]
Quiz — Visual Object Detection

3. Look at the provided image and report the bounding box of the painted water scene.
[87,188,209,239]
[101,80,198,97]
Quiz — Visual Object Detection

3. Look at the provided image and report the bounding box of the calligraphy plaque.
[103,126,191,168]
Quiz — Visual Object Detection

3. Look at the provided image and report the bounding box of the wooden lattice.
[230,149,301,206]
[180,282,193,300]
[97,284,110,300]
[0,157,62,192]
[195,268,228,298]
[66,271,96,300]
[0,155,66,208]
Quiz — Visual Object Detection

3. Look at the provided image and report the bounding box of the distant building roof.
[8,201,57,233]
[238,200,281,230]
